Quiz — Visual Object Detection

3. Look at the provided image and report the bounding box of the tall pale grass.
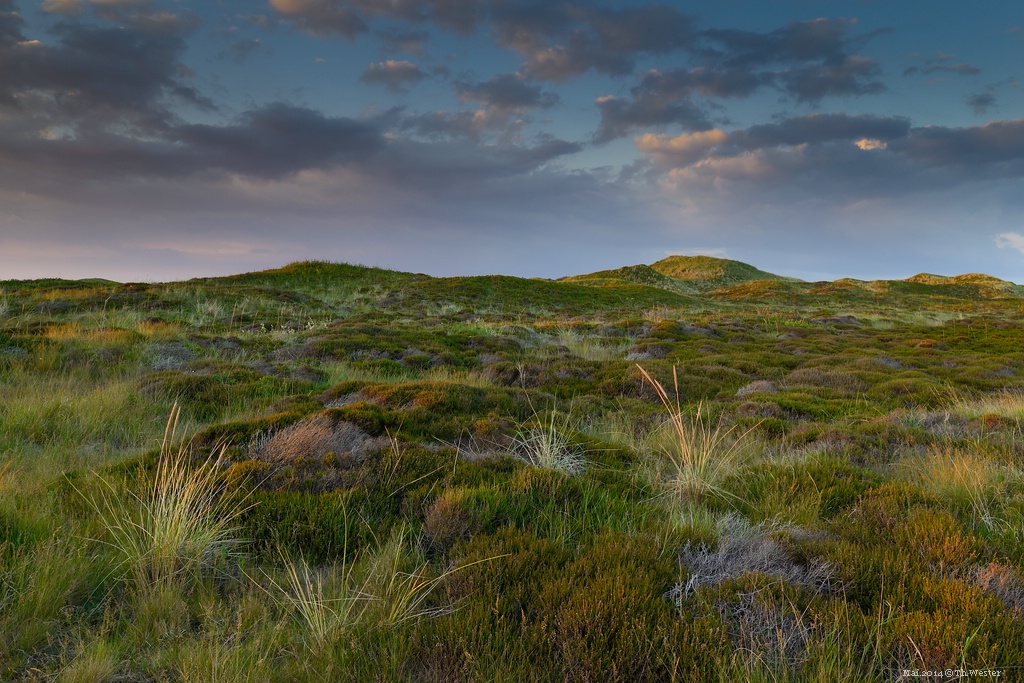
[0,368,162,449]
[1,536,85,656]
[637,364,757,502]
[84,405,251,589]
[262,524,482,653]
[322,360,492,387]
[555,327,632,361]
[901,446,1018,531]
[510,406,586,475]
[947,390,1024,422]
[275,554,366,652]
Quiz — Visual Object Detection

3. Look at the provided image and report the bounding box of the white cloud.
[995,232,1024,255]
[635,129,727,167]
[855,138,886,150]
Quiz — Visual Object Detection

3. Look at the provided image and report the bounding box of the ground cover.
[2,256,1023,680]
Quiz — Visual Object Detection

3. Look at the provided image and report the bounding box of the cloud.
[729,114,910,150]
[894,119,1024,170]
[633,116,1024,213]
[0,14,206,123]
[43,0,196,31]
[0,102,387,191]
[361,60,428,93]
[595,93,711,143]
[41,0,83,16]
[635,129,727,167]
[0,0,23,46]
[968,90,996,115]
[593,66,769,142]
[270,2,696,81]
[699,18,886,102]
[635,113,911,164]
[779,54,885,101]
[269,0,368,39]
[592,18,888,142]
[399,109,489,140]
[903,52,981,77]
[996,232,1024,255]
[702,18,860,66]
[269,0,484,39]
[175,104,386,178]
[455,73,559,112]
[495,3,696,82]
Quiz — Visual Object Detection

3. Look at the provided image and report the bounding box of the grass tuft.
[510,405,586,475]
[84,404,251,589]
[637,364,758,502]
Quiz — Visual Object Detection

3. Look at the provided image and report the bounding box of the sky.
[1,0,1023,283]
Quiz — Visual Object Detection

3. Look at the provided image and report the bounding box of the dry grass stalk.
[637,364,758,501]
[85,404,252,588]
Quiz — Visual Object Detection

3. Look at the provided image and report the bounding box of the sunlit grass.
[510,405,586,475]
[946,390,1024,423]
[321,360,493,388]
[554,327,633,361]
[83,406,251,590]
[638,365,759,503]
[898,445,1020,532]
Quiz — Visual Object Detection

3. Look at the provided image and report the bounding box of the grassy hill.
[2,259,1024,680]
[563,254,796,295]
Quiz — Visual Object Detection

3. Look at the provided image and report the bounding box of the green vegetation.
[2,255,1024,680]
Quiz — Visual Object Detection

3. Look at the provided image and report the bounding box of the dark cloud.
[904,63,981,77]
[699,18,886,102]
[0,17,207,122]
[175,104,385,178]
[593,66,770,142]
[400,109,484,140]
[903,53,981,77]
[354,0,483,34]
[269,0,368,39]
[363,133,584,194]
[592,17,888,142]
[271,1,695,81]
[895,120,1024,169]
[41,0,83,17]
[780,55,885,101]
[499,134,582,167]
[455,73,558,111]
[702,18,854,66]
[494,2,695,81]
[269,0,483,39]
[594,93,710,144]
[393,74,559,142]
[361,60,428,93]
[0,0,24,46]
[730,113,910,150]
[967,91,996,114]
[0,102,386,189]
[46,0,200,32]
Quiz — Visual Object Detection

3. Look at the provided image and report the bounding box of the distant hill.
[562,255,799,295]
[561,255,1023,303]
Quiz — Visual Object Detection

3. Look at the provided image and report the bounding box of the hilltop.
[561,254,795,294]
